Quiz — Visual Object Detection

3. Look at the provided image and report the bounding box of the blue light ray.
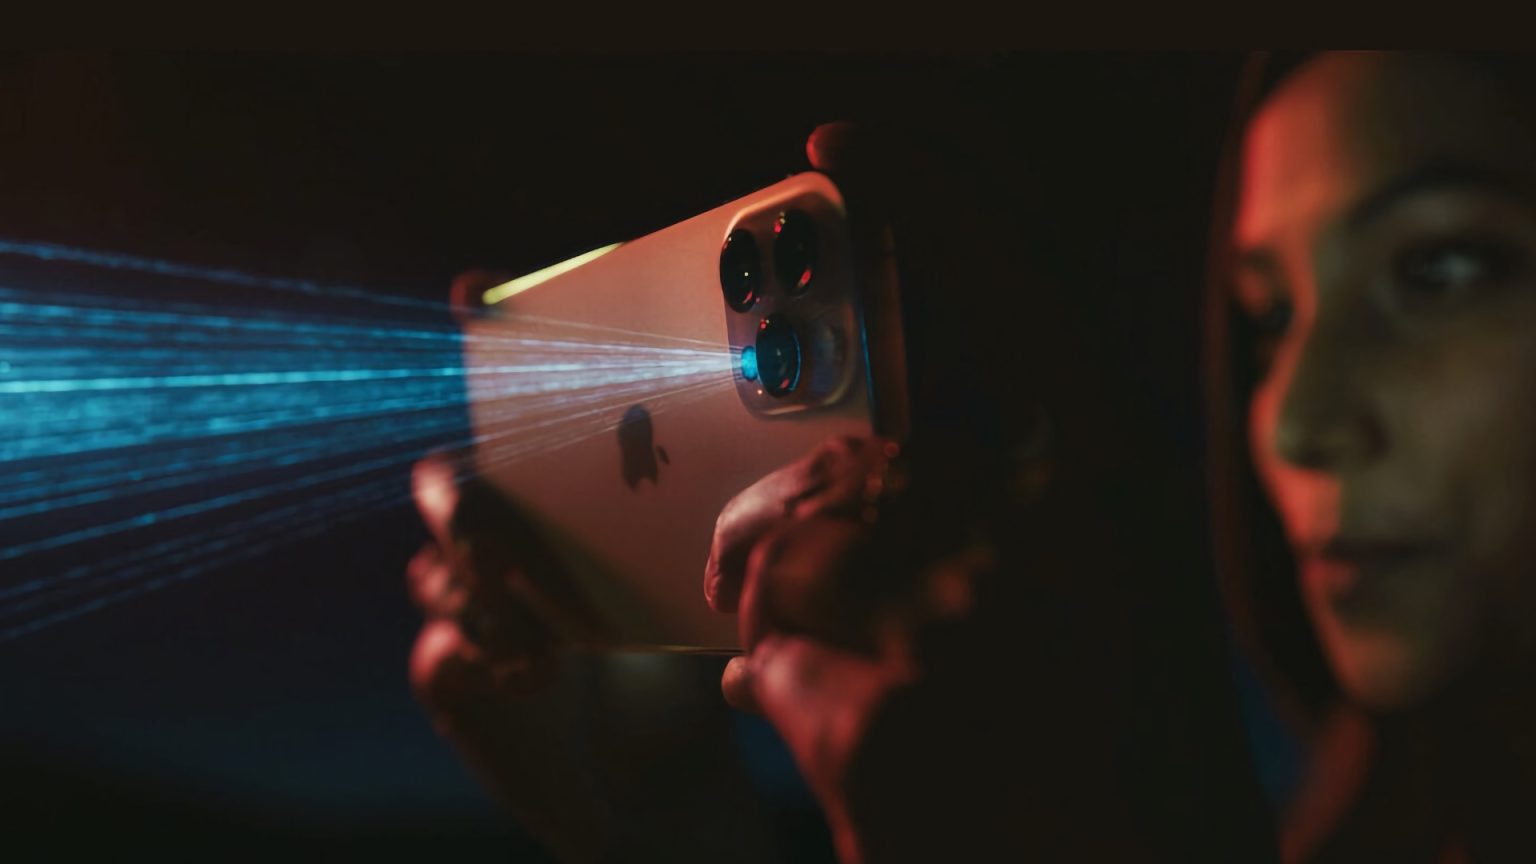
[0,372,735,634]
[0,236,727,349]
[0,239,744,641]
[0,477,411,642]
[0,360,715,502]
[0,409,464,520]
[2,370,725,462]
[0,476,408,616]
[0,237,457,315]
[8,370,733,603]
[3,343,731,462]
[0,367,729,521]
[0,366,732,564]
[0,293,461,344]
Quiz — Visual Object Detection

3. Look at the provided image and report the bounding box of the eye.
[1246,298,1292,376]
[1247,295,1293,340]
[1231,269,1293,376]
[1391,235,1523,310]
[1231,270,1293,336]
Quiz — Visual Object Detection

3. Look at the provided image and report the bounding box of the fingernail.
[806,122,857,173]
[412,458,460,545]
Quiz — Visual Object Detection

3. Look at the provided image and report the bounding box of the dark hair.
[1203,52,1338,733]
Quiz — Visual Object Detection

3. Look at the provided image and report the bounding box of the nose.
[1270,322,1387,472]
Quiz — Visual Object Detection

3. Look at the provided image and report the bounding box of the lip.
[1300,536,1446,616]
[1308,537,1444,564]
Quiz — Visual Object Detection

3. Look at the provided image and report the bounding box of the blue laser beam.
[0,363,732,562]
[1,367,729,522]
[0,363,694,503]
[3,363,727,460]
[0,476,412,642]
[3,333,729,460]
[11,368,733,599]
[0,372,735,634]
[0,239,723,351]
[0,237,457,315]
[0,239,741,641]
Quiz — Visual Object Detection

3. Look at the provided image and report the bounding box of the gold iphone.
[456,171,907,651]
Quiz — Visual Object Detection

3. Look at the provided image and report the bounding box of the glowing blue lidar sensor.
[739,345,759,382]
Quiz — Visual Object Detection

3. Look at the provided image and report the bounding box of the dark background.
[0,52,1258,857]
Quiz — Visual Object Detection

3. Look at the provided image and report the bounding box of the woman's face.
[1235,52,1536,711]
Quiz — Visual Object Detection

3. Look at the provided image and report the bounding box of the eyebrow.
[1346,158,1536,230]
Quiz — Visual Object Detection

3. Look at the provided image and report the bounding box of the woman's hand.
[705,434,997,864]
[407,448,616,863]
[408,448,612,707]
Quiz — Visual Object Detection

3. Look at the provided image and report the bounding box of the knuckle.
[750,523,795,574]
[817,435,866,462]
[714,497,740,536]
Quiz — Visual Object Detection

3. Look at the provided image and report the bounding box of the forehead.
[1235,53,1536,247]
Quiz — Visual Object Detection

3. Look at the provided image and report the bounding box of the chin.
[1323,625,1451,713]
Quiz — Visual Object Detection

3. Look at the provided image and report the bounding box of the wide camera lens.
[755,315,801,398]
[720,229,762,312]
[773,210,818,295]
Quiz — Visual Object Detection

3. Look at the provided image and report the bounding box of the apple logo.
[618,404,669,490]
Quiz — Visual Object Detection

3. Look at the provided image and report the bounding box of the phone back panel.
[460,172,878,651]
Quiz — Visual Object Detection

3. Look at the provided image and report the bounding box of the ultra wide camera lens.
[773,209,818,295]
[755,315,801,398]
[720,229,762,312]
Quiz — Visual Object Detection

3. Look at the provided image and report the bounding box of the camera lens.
[755,315,801,398]
[773,210,818,295]
[719,229,762,312]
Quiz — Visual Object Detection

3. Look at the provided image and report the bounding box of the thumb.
[749,634,910,864]
[412,447,473,548]
[749,635,910,782]
[806,121,860,175]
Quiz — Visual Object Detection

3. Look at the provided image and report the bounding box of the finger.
[453,577,561,663]
[409,618,485,713]
[738,514,868,653]
[412,488,569,665]
[441,475,611,646]
[748,635,908,796]
[790,437,901,522]
[806,121,859,174]
[705,435,894,614]
[407,542,458,617]
[704,453,819,613]
[720,655,761,714]
[412,448,471,548]
[448,268,514,316]
[410,619,553,717]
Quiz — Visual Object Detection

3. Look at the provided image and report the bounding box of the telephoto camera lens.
[755,315,801,398]
[773,209,818,295]
[720,229,762,312]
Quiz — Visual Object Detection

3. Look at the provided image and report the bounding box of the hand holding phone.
[406,447,613,863]
[452,130,909,652]
[406,123,916,861]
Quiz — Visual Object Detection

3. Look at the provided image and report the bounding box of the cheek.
[1413,332,1536,587]
[1247,381,1284,517]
